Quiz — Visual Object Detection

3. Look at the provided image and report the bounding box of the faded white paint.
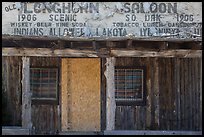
[2,2,202,39]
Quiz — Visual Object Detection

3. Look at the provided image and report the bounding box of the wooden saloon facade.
[2,2,202,135]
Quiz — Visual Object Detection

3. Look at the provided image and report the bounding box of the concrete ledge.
[2,126,30,135]
[59,131,102,135]
[103,130,202,135]
[2,128,202,135]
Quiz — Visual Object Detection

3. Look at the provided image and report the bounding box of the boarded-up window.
[30,68,58,103]
[115,67,146,105]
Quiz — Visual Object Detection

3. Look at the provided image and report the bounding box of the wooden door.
[61,58,101,131]
[30,57,61,134]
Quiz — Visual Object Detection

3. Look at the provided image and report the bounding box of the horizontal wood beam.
[2,48,201,58]
[2,35,202,42]
[111,49,202,58]
[2,48,100,57]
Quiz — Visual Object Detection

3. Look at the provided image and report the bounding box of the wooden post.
[200,58,202,130]
[22,57,32,130]
[61,59,72,131]
[105,57,116,130]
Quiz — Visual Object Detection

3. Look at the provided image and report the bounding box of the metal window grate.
[115,68,144,103]
[30,68,58,101]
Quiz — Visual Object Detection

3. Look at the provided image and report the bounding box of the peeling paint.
[2,2,202,40]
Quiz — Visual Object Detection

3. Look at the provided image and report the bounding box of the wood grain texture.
[114,57,202,131]
[2,48,201,58]
[2,57,22,126]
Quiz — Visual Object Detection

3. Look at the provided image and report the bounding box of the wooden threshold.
[103,130,202,135]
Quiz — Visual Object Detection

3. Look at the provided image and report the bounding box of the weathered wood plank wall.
[2,56,202,132]
[2,57,22,126]
[114,57,202,131]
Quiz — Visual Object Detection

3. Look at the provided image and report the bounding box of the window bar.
[55,69,58,99]
[125,69,126,100]
[30,69,32,97]
[130,69,132,100]
[133,70,136,100]
[48,69,50,98]
[40,69,42,98]
[131,69,133,100]
[133,69,135,100]
[30,68,59,101]
[115,69,117,100]
[115,68,145,103]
